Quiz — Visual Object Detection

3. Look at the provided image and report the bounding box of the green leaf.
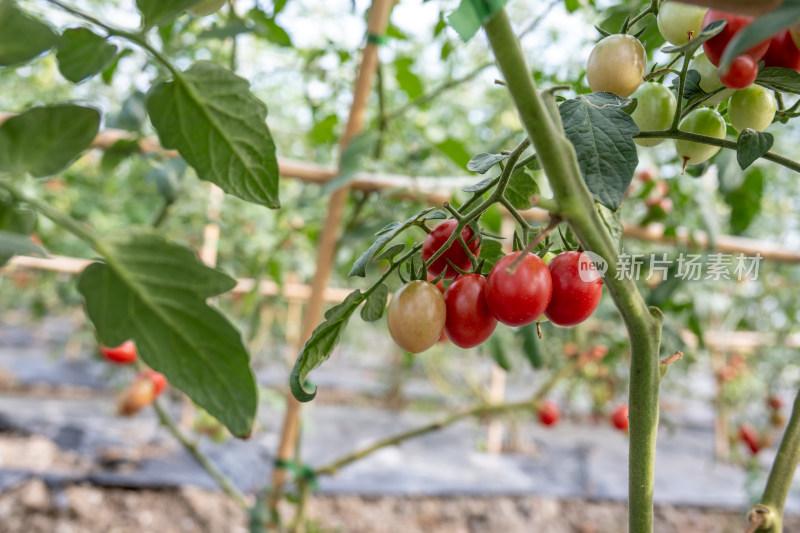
[349,208,434,277]
[322,131,379,193]
[0,230,45,259]
[290,290,364,401]
[309,113,339,145]
[395,57,424,99]
[559,92,639,211]
[0,198,36,266]
[487,335,511,371]
[136,0,199,28]
[504,168,539,209]
[56,28,118,83]
[662,19,725,55]
[737,129,773,170]
[516,323,542,369]
[598,204,623,251]
[447,0,510,42]
[76,229,257,437]
[756,67,800,94]
[0,0,58,66]
[720,2,800,72]
[146,61,280,208]
[563,0,579,13]
[249,8,293,47]
[0,105,100,178]
[672,70,706,103]
[723,167,764,235]
[373,243,405,263]
[478,238,504,271]
[466,152,509,174]
[360,284,388,322]
[462,176,497,193]
[435,138,472,169]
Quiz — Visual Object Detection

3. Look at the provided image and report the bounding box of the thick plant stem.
[749,388,800,533]
[484,11,663,533]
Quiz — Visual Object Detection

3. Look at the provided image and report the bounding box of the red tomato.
[421,220,480,280]
[99,340,138,365]
[485,252,552,327]
[739,423,761,455]
[763,30,800,71]
[443,274,497,349]
[612,405,629,432]
[767,396,784,410]
[538,400,560,427]
[701,10,770,67]
[117,377,156,416]
[429,275,449,343]
[719,55,758,89]
[544,252,603,327]
[140,369,168,397]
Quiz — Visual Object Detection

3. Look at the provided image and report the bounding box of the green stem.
[483,11,663,533]
[314,361,575,477]
[671,52,692,130]
[750,388,800,533]
[151,198,174,229]
[636,130,800,173]
[627,0,659,31]
[151,398,249,509]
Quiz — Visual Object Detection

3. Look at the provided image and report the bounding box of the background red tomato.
[763,30,800,71]
[612,405,629,432]
[701,10,770,67]
[538,400,560,427]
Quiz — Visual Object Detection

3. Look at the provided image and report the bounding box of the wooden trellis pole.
[266,0,395,513]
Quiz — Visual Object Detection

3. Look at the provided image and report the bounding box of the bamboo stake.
[266,0,395,515]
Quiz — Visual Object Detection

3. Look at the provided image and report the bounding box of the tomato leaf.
[0,199,36,266]
[487,335,512,371]
[0,105,100,178]
[147,61,280,208]
[559,92,639,211]
[504,167,539,209]
[478,238,504,272]
[462,176,498,193]
[77,229,257,437]
[395,57,424,99]
[737,129,773,170]
[756,67,800,94]
[448,0,510,42]
[435,138,472,169]
[373,243,406,263]
[56,28,118,83]
[322,131,379,193]
[0,0,58,66]
[723,167,764,235]
[290,290,364,402]
[720,2,800,72]
[360,284,388,322]
[466,152,509,174]
[0,231,45,261]
[136,0,200,28]
[349,208,434,277]
[672,70,706,103]
[516,323,543,369]
[661,19,725,55]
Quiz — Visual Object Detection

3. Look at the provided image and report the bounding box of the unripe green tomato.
[387,280,446,354]
[586,34,646,98]
[188,0,227,16]
[728,85,776,132]
[657,1,708,45]
[690,53,735,105]
[631,83,677,147]
[675,108,727,167]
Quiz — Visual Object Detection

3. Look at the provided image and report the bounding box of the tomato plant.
[544,252,603,327]
[422,219,480,280]
[386,280,446,354]
[586,34,646,98]
[443,273,497,349]
[485,252,552,327]
[728,84,777,132]
[99,340,138,365]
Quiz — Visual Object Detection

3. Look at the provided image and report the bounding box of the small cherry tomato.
[701,10,770,67]
[631,83,677,147]
[657,1,708,45]
[612,405,629,432]
[767,396,784,410]
[387,280,447,354]
[139,369,168,397]
[117,377,156,416]
[443,274,497,349]
[675,108,727,168]
[728,84,776,133]
[485,251,552,327]
[422,220,480,280]
[763,30,800,71]
[100,340,138,365]
[719,54,758,90]
[544,252,603,327]
[586,34,646,97]
[739,423,761,455]
[538,400,560,427]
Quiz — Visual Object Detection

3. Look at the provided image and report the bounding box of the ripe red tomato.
[485,251,552,327]
[538,400,560,427]
[763,30,800,71]
[100,340,138,365]
[612,405,629,432]
[443,274,497,349]
[140,369,168,397]
[719,55,758,89]
[544,252,603,327]
[422,220,480,280]
[701,10,770,67]
[767,396,784,410]
[739,423,761,455]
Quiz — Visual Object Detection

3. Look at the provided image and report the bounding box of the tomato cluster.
[98,340,168,416]
[386,222,604,354]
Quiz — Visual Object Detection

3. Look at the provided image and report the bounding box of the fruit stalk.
[483,10,664,532]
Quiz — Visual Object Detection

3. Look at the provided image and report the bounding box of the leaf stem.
[672,52,692,130]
